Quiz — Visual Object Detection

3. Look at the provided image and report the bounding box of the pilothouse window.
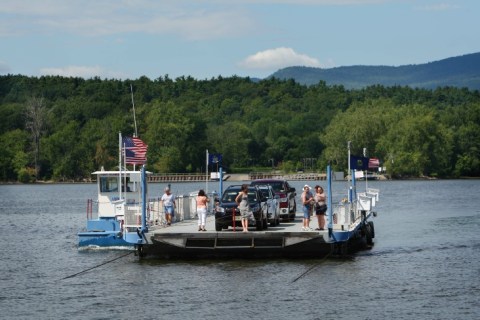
[100,177,119,193]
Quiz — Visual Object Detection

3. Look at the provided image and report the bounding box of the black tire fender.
[368,221,375,238]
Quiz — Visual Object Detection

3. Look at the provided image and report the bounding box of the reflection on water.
[0,180,479,319]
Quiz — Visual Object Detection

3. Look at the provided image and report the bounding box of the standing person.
[161,186,176,226]
[301,185,314,231]
[235,184,250,233]
[314,185,327,230]
[196,189,209,231]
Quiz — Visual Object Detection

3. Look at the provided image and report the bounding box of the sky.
[1,0,479,80]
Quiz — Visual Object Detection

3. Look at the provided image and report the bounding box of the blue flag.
[208,153,222,165]
[350,155,369,171]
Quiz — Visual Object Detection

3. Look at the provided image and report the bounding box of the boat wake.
[357,240,480,257]
[78,245,135,252]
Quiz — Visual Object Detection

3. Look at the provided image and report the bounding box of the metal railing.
[146,191,218,227]
[332,188,379,230]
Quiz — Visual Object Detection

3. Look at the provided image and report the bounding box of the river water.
[0,179,479,320]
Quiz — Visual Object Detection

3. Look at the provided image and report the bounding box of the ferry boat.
[122,145,380,259]
[77,169,147,247]
[78,133,149,248]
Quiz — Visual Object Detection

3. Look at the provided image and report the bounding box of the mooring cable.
[291,245,333,283]
[61,251,134,280]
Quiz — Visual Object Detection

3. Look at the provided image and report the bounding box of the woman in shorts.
[314,185,327,230]
[235,184,250,233]
[301,185,314,231]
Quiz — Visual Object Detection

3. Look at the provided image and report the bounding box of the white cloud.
[0,0,383,39]
[239,47,322,70]
[208,0,386,5]
[414,3,460,11]
[0,0,255,40]
[142,10,253,41]
[0,61,12,74]
[39,65,127,79]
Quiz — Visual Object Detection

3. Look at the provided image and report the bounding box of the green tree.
[321,99,394,170]
[0,103,25,135]
[0,129,30,181]
[377,104,453,177]
[144,100,195,172]
[452,123,480,176]
[25,96,48,180]
[441,102,480,177]
[2,75,480,181]
[42,121,90,180]
[206,121,253,168]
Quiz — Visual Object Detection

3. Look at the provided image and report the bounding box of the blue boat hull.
[78,218,133,247]
[78,231,133,247]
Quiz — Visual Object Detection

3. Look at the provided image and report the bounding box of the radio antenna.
[130,84,138,137]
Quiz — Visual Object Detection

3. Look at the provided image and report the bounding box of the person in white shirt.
[161,187,176,226]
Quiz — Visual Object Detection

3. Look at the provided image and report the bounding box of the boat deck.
[150,213,328,236]
[136,213,344,259]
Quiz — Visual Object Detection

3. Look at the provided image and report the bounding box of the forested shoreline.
[1,74,479,182]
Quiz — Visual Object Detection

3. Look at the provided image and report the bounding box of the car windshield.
[258,187,271,199]
[221,190,239,203]
[221,188,258,203]
[270,182,285,192]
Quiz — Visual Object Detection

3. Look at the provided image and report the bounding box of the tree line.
[0,74,479,182]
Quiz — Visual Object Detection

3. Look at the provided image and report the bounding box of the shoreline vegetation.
[2,173,479,185]
[1,75,479,183]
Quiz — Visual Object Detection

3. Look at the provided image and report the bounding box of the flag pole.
[206,149,209,197]
[348,141,352,202]
[130,84,138,138]
[327,163,333,237]
[124,144,127,193]
[118,132,122,200]
[130,84,138,190]
[363,147,368,190]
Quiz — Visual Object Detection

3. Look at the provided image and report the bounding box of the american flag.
[122,136,148,165]
[368,158,380,169]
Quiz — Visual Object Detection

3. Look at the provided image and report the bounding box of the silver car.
[256,184,280,226]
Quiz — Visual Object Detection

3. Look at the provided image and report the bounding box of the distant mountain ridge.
[269,52,480,90]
